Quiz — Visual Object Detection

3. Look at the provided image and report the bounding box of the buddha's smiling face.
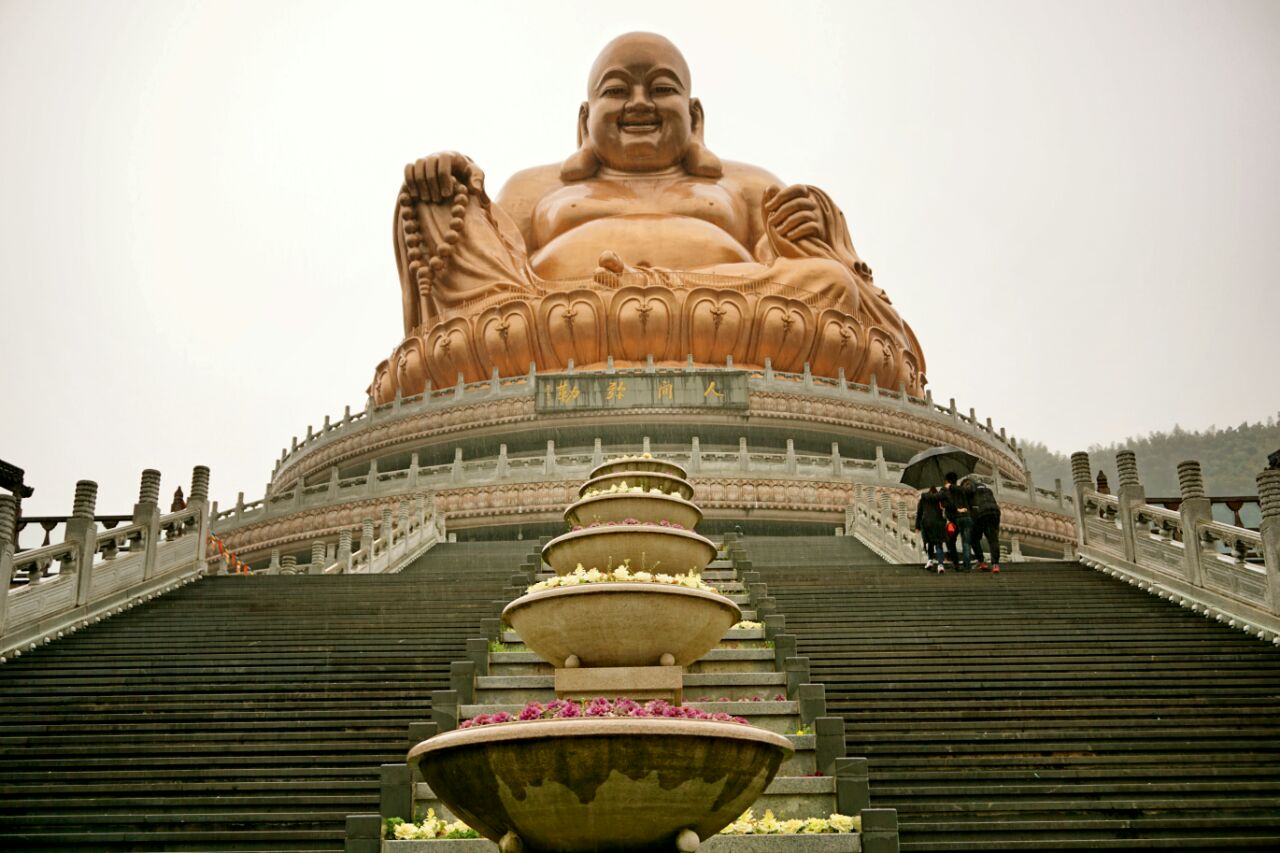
[585,33,695,173]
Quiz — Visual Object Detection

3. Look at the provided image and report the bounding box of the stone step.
[486,647,777,676]
[474,671,787,704]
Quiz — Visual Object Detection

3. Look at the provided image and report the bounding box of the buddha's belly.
[530,215,754,280]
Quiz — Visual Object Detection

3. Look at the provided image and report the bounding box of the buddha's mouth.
[619,115,661,133]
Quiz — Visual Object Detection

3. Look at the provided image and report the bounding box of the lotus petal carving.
[477,301,539,376]
[609,286,680,363]
[538,289,607,369]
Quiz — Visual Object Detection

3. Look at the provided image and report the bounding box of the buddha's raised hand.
[762,184,828,258]
[403,152,486,204]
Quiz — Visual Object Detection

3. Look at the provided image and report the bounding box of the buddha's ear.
[561,101,599,181]
[683,98,722,178]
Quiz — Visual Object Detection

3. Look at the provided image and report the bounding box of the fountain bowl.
[408,717,793,852]
[503,583,740,668]
[565,491,702,530]
[590,457,689,481]
[542,525,717,576]
[579,471,695,502]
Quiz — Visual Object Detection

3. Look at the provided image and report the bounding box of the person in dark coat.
[943,472,974,571]
[968,476,1002,573]
[914,486,950,572]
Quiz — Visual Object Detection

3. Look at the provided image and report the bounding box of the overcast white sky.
[2,0,1277,516]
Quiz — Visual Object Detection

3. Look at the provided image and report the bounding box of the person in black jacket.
[943,472,974,572]
[967,476,1002,573]
[914,486,950,573]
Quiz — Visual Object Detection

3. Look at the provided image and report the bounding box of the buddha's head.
[562,32,721,180]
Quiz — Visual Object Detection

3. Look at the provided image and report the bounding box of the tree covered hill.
[1021,416,1280,497]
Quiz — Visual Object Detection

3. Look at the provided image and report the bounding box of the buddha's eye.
[652,85,677,95]
[602,86,626,97]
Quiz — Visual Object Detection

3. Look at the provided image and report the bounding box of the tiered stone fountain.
[408,458,794,852]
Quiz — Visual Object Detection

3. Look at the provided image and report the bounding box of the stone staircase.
[749,537,1280,851]
[0,540,527,851]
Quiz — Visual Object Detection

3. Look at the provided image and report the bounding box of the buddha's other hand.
[403,151,486,203]
[763,185,826,258]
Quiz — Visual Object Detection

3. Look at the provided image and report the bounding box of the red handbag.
[946,521,957,536]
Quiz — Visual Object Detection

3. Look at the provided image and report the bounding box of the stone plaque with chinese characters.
[534,371,749,413]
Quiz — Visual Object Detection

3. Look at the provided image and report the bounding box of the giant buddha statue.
[371,32,926,403]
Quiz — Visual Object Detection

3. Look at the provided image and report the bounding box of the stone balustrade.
[266,364,1027,491]
[1,466,211,662]
[255,492,446,576]
[1073,450,1280,641]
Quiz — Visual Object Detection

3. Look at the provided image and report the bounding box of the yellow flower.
[828,813,858,833]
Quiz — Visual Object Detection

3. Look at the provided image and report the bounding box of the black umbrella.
[899,445,980,489]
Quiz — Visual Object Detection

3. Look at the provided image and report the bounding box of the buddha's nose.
[625,84,654,109]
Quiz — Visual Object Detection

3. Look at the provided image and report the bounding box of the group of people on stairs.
[913,472,1003,574]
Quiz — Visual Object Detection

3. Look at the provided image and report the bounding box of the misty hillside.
[1021,416,1279,497]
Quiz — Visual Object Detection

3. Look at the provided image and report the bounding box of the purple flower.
[556,702,581,718]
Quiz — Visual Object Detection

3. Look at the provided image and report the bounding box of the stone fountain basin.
[542,525,717,576]
[579,471,695,502]
[503,583,740,668]
[565,491,703,530]
[591,457,689,481]
[408,717,793,852]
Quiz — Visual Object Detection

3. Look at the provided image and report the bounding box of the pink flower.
[459,719,474,729]
[774,693,786,701]
[491,712,512,724]
[518,703,544,721]
[556,702,581,718]
[472,714,492,726]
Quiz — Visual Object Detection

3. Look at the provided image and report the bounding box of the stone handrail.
[214,443,1071,534]
[1072,451,1280,642]
[267,362,1026,488]
[252,492,445,576]
[1,467,211,662]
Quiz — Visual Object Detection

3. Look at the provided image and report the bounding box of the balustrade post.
[869,374,878,397]
[398,500,410,545]
[496,444,510,479]
[831,442,843,476]
[0,496,17,634]
[367,459,379,496]
[381,508,394,549]
[327,467,339,500]
[642,436,651,455]
[268,549,280,574]
[875,445,888,481]
[134,469,162,580]
[545,440,557,476]
[310,541,326,574]
[690,437,701,473]
[738,437,750,473]
[1177,460,1211,587]
[1070,452,1092,547]
[451,448,463,483]
[1115,450,1146,564]
[592,438,603,468]
[763,357,773,382]
[409,453,420,488]
[361,519,375,564]
[490,367,500,395]
[338,530,353,572]
[785,439,797,474]
[66,480,99,605]
[1255,469,1280,613]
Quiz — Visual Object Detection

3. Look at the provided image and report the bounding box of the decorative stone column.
[361,518,375,560]
[268,549,281,574]
[1115,450,1145,564]
[1176,460,1211,587]
[66,480,99,605]
[0,495,17,633]
[1256,469,1280,613]
[1070,451,1092,547]
[134,469,162,580]
[414,493,426,527]
[337,529,353,572]
[189,466,212,576]
[280,555,297,575]
[310,540,327,574]
[381,508,394,547]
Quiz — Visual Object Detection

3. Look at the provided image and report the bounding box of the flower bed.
[721,809,861,835]
[385,811,478,840]
[580,481,670,499]
[460,698,751,729]
[527,563,715,593]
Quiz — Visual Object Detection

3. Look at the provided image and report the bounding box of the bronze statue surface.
[373,32,925,402]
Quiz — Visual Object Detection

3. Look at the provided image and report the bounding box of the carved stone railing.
[249,492,445,576]
[843,482,1056,565]
[1072,450,1280,642]
[212,434,1074,562]
[265,364,1028,493]
[0,466,211,662]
